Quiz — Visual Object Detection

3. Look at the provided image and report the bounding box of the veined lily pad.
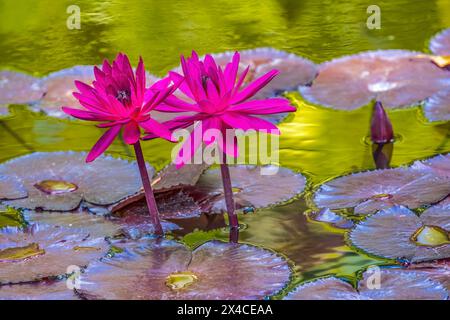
[36,66,95,118]
[430,28,450,56]
[109,213,181,240]
[349,206,450,263]
[195,165,306,213]
[0,175,27,200]
[307,208,354,229]
[0,71,45,106]
[424,90,450,122]
[0,280,78,300]
[0,223,110,284]
[23,210,121,239]
[411,153,450,178]
[314,167,449,215]
[407,260,450,291]
[77,239,291,300]
[0,152,154,211]
[299,50,450,110]
[285,268,448,300]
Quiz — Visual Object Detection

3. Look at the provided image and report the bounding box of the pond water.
[0,0,449,294]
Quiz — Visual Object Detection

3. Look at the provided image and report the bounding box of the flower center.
[410,225,450,247]
[34,180,78,195]
[165,271,198,290]
[0,243,45,262]
[116,89,131,105]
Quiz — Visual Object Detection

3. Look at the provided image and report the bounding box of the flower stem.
[220,154,239,242]
[133,141,163,236]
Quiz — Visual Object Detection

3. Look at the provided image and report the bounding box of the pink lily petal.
[86,125,121,162]
[61,107,118,122]
[176,121,205,168]
[231,69,279,104]
[122,121,141,145]
[230,98,295,114]
[139,118,174,142]
[221,112,280,134]
[224,52,240,89]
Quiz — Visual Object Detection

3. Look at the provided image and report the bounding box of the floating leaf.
[0,152,154,211]
[308,208,354,229]
[153,163,210,192]
[424,90,450,122]
[349,206,450,263]
[407,260,450,292]
[430,28,450,56]
[285,268,448,300]
[35,66,95,118]
[0,71,45,106]
[110,213,180,240]
[196,165,306,213]
[299,50,450,110]
[24,210,121,239]
[411,153,450,179]
[0,223,110,284]
[77,239,291,300]
[0,280,78,300]
[314,167,449,214]
[0,175,27,201]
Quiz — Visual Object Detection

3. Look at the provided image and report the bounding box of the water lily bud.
[371,101,394,144]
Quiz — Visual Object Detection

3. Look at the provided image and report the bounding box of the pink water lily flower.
[144,50,295,240]
[143,51,296,165]
[62,53,180,162]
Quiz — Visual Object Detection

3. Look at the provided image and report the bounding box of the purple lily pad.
[114,190,203,221]
[24,210,121,239]
[299,50,450,110]
[412,153,450,179]
[349,206,450,263]
[0,175,27,200]
[110,213,181,240]
[285,277,360,300]
[0,152,154,211]
[285,268,448,300]
[0,280,78,300]
[307,208,354,229]
[407,260,450,291]
[77,240,291,300]
[424,90,450,122]
[0,71,45,105]
[36,66,95,118]
[196,165,306,213]
[109,163,209,218]
[0,223,110,284]
[314,167,449,215]
[153,163,210,192]
[430,28,450,56]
